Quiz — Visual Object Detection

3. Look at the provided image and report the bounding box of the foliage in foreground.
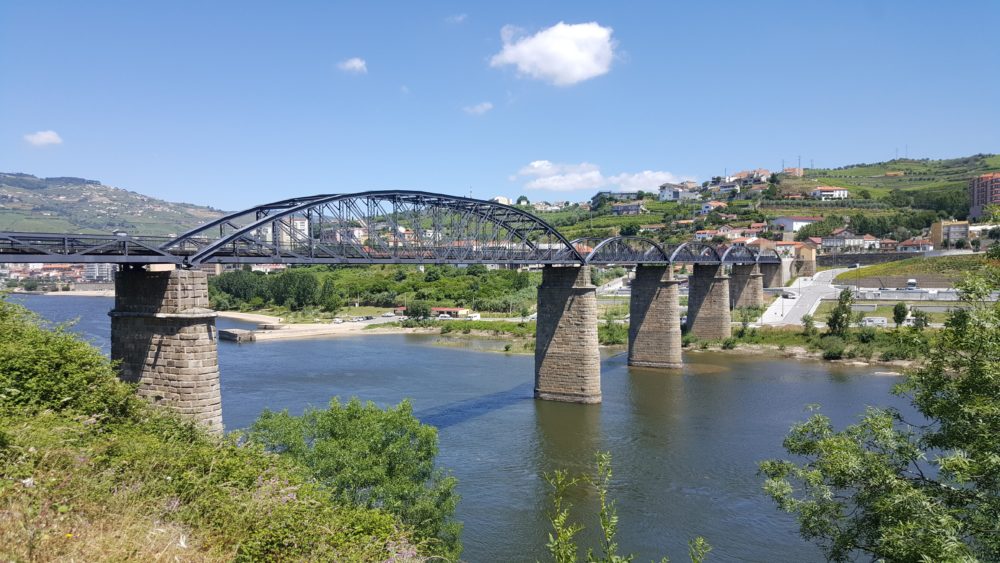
[760,265,1000,562]
[0,297,420,561]
[247,398,462,560]
[546,452,711,563]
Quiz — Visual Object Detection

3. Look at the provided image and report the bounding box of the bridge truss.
[0,191,782,267]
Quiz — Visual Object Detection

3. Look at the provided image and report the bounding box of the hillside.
[776,153,1000,218]
[0,173,225,236]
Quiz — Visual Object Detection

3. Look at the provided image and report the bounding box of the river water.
[10,295,908,562]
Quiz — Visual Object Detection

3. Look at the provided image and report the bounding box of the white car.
[437,314,453,320]
[332,318,344,324]
[381,311,396,317]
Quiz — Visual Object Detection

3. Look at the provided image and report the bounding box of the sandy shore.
[216,311,416,341]
[41,290,115,297]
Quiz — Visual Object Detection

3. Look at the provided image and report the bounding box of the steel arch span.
[571,236,671,265]
[175,190,587,266]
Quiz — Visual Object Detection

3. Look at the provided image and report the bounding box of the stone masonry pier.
[110,267,222,432]
[729,263,764,309]
[759,262,783,288]
[628,265,682,368]
[534,265,601,403]
[686,263,732,340]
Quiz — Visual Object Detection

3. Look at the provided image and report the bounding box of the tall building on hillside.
[969,173,1000,219]
[930,220,970,246]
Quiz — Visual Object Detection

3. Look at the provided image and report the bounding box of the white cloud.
[512,160,684,192]
[23,130,63,147]
[490,21,615,86]
[462,101,494,115]
[607,170,682,190]
[337,57,367,74]
[514,160,605,191]
[445,14,467,24]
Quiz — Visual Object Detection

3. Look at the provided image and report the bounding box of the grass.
[832,255,992,283]
[0,298,421,561]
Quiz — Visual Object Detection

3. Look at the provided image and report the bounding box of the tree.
[761,265,1000,562]
[248,398,461,559]
[972,238,981,252]
[800,313,817,337]
[825,288,854,337]
[318,278,343,312]
[465,263,488,277]
[619,224,640,237]
[911,309,930,330]
[22,279,39,291]
[858,189,872,200]
[516,195,530,205]
[406,300,432,320]
[892,301,908,327]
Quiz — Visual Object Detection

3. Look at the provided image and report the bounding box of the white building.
[810,186,850,200]
[772,216,823,232]
[659,183,700,202]
[700,201,727,215]
[490,196,512,206]
[83,263,116,282]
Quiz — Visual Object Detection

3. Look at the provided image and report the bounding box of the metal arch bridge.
[0,190,780,267]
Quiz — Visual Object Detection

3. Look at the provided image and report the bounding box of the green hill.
[778,154,1000,219]
[0,173,225,236]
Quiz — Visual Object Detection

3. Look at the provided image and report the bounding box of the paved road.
[760,268,849,326]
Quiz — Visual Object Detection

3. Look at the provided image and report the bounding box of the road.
[760,268,849,326]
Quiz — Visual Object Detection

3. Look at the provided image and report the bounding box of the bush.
[0,297,418,561]
[819,335,846,360]
[247,399,461,559]
[721,337,737,350]
[855,326,877,343]
[682,333,697,348]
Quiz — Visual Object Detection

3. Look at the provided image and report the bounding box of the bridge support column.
[628,265,682,369]
[759,262,783,288]
[534,266,601,403]
[109,267,222,432]
[729,263,764,309]
[686,264,731,340]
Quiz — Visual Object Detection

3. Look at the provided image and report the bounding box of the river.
[10,295,908,562]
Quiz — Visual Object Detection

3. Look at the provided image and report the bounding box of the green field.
[832,254,991,283]
[814,300,959,324]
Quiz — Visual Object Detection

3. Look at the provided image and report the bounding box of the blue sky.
[2,1,998,210]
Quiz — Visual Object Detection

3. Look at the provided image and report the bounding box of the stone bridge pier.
[628,265,682,368]
[729,263,764,309]
[686,263,732,340]
[534,265,601,403]
[109,266,222,432]
[759,262,784,288]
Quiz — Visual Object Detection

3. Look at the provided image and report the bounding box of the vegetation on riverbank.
[0,297,440,561]
[761,264,1000,561]
[209,264,543,315]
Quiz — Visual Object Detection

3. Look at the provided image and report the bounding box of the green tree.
[22,279,39,291]
[892,301,908,328]
[800,313,817,337]
[619,224,640,237]
[268,269,319,310]
[858,189,872,200]
[911,309,930,330]
[825,288,854,337]
[465,264,488,276]
[318,278,343,312]
[406,300,432,320]
[247,398,462,559]
[761,266,1000,562]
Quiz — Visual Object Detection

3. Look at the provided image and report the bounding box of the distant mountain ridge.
[0,173,226,236]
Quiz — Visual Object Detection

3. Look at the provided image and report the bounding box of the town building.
[771,216,822,232]
[783,167,805,177]
[969,173,1000,218]
[591,191,642,207]
[929,220,970,247]
[810,186,850,200]
[898,238,934,252]
[611,201,647,216]
[658,183,699,202]
[490,196,512,206]
[83,263,116,282]
[700,201,727,215]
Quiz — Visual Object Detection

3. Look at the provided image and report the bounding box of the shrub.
[819,335,846,360]
[855,326,877,343]
[722,337,737,350]
[682,333,697,348]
